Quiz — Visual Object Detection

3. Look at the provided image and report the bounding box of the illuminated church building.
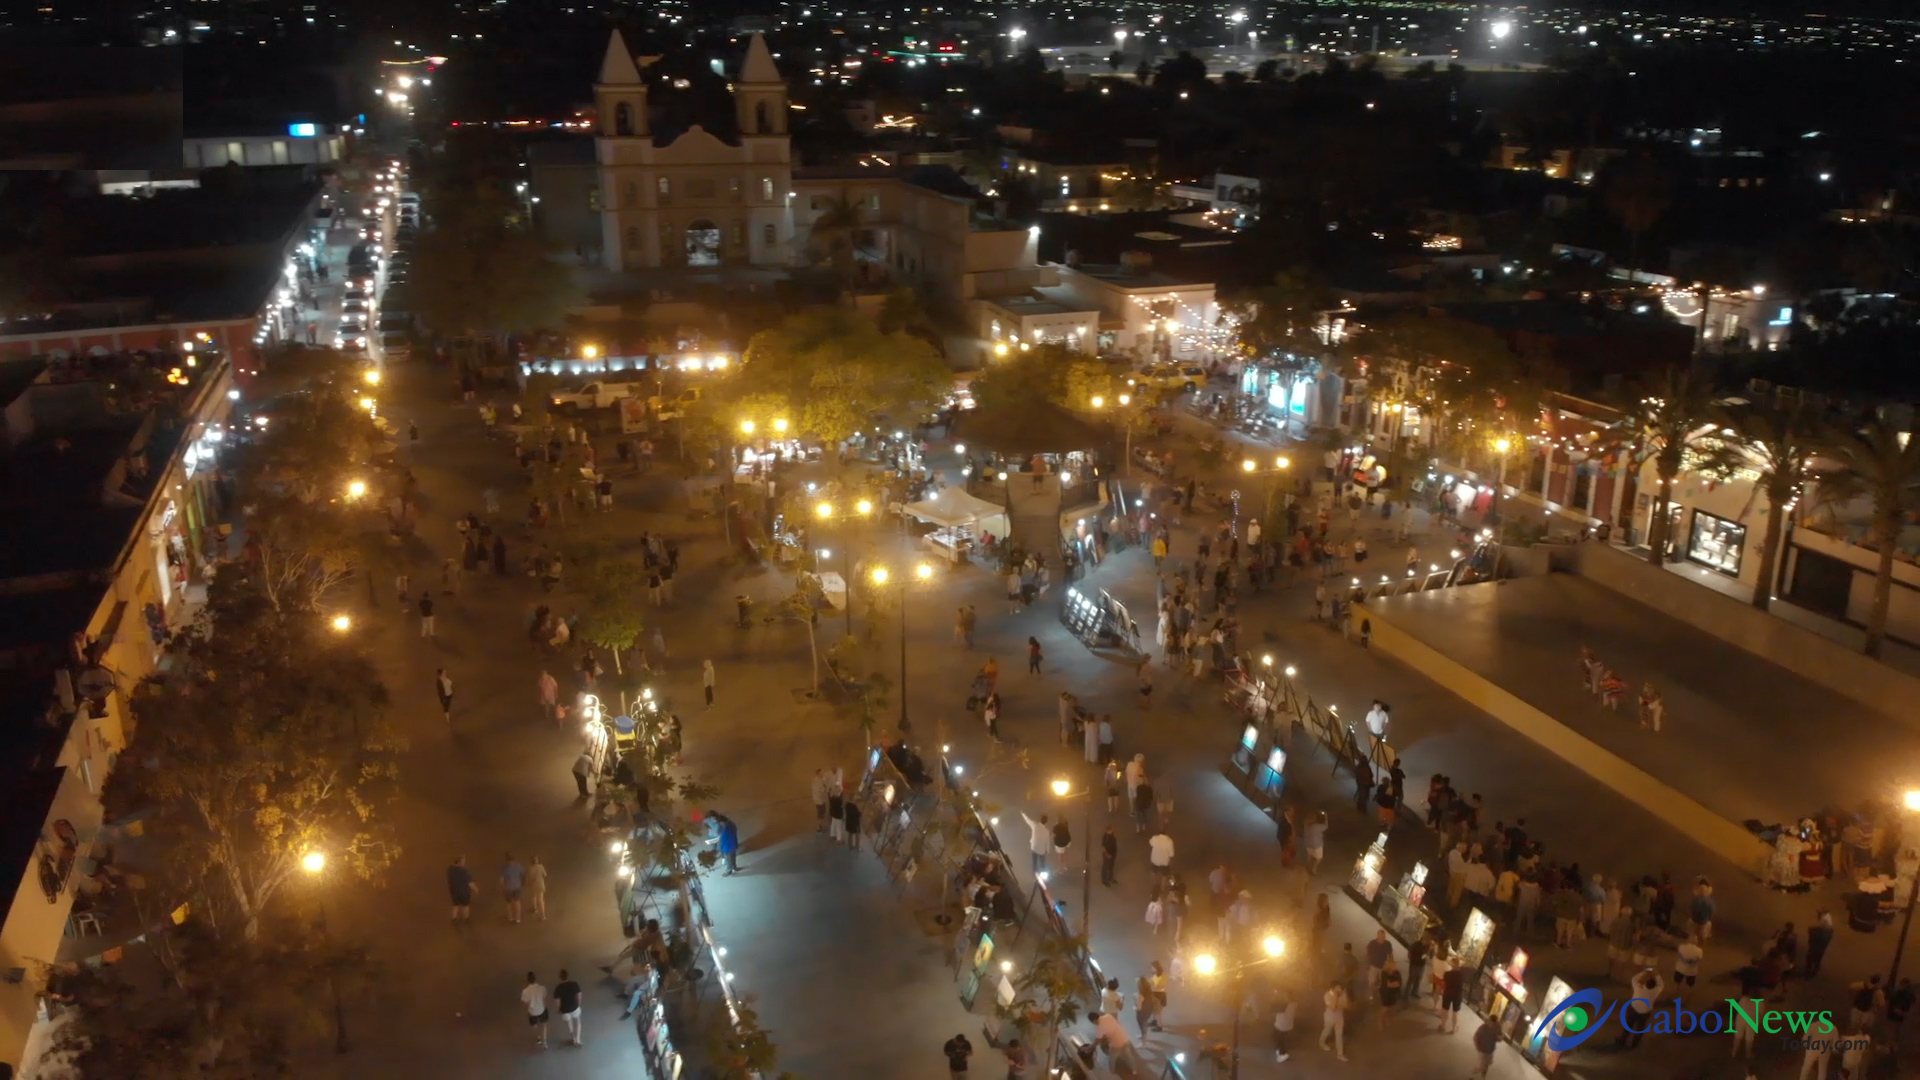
[592,30,795,272]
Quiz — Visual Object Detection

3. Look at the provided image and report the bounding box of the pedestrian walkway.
[1365,574,1920,831]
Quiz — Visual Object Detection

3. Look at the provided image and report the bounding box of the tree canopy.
[725,309,950,446]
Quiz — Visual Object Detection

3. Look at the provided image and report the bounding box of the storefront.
[904,488,1011,564]
[1686,509,1746,576]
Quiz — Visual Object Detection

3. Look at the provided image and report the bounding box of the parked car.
[1135,364,1209,393]
[552,381,646,410]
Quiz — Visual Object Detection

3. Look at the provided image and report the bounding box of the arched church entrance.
[686,220,721,267]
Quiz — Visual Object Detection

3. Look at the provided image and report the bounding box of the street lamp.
[740,420,756,437]
[1492,437,1513,539]
[345,479,367,500]
[300,851,350,1054]
[773,417,790,435]
[817,500,876,636]
[871,563,934,730]
[362,368,381,385]
[1194,936,1287,1079]
[330,614,353,633]
[582,344,599,360]
[1051,778,1094,939]
[1890,790,1920,989]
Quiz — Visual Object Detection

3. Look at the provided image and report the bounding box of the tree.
[410,136,581,336]
[111,577,402,942]
[706,999,800,1080]
[970,343,1077,412]
[729,309,949,453]
[245,490,361,613]
[1701,396,1818,612]
[1255,59,1280,82]
[997,931,1088,1070]
[1602,154,1672,277]
[1153,51,1209,94]
[804,196,863,298]
[49,918,376,1078]
[576,556,647,672]
[1615,366,1717,567]
[877,286,938,343]
[1108,51,1124,72]
[1236,266,1335,358]
[1810,415,1920,658]
[775,584,830,695]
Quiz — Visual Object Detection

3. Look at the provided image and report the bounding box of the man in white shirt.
[1319,981,1348,1061]
[1616,969,1662,1049]
[1020,811,1052,875]
[520,971,551,1049]
[1149,832,1175,876]
[1365,700,1389,749]
[1095,1011,1142,1073]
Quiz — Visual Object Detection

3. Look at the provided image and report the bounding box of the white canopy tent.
[904,487,1011,560]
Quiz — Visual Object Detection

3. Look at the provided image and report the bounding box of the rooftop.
[986,294,1080,317]
[61,174,318,257]
[1440,299,1691,338]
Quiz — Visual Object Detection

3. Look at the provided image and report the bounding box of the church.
[592,30,795,272]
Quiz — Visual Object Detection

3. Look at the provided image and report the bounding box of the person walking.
[1134,778,1157,835]
[944,1032,973,1080]
[1472,1016,1500,1078]
[1318,980,1348,1061]
[1104,759,1123,813]
[521,972,550,1049]
[1805,911,1835,977]
[1271,987,1296,1063]
[572,749,595,798]
[702,659,717,708]
[1135,975,1162,1039]
[552,968,583,1045]
[537,670,559,723]
[717,814,741,873]
[418,594,435,638]
[442,554,462,596]
[525,856,548,921]
[811,769,831,833]
[436,668,454,722]
[1021,811,1052,874]
[828,783,847,843]
[1100,825,1119,886]
[493,533,508,576]
[1303,811,1328,875]
[448,855,477,923]
[1149,831,1175,877]
[500,854,525,924]
[1027,636,1043,675]
[844,799,863,851]
[1377,957,1404,1027]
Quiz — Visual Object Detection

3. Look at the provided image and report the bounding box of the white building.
[181,123,347,169]
[594,31,797,271]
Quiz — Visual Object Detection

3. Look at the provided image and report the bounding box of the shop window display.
[1686,509,1746,576]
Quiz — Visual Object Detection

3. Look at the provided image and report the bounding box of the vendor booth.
[904,487,1011,564]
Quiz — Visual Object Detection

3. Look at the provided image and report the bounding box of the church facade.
[593,30,796,272]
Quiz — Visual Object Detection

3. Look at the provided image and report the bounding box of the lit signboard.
[288,122,318,137]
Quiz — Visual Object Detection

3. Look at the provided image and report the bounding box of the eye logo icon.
[1533,988,1616,1052]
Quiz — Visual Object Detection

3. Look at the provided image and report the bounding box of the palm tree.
[1703,396,1818,612]
[1810,415,1920,658]
[1603,155,1672,278]
[805,196,862,298]
[1618,366,1717,567]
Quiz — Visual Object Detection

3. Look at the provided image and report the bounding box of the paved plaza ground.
[1367,574,1920,829]
[242,354,1920,1080]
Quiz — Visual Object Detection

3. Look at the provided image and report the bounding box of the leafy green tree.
[998,931,1088,1070]
[728,309,949,453]
[111,577,402,943]
[706,999,800,1080]
[245,490,362,613]
[1811,414,1920,657]
[1701,396,1818,612]
[970,343,1077,411]
[576,557,647,673]
[1235,266,1335,359]
[411,134,581,336]
[50,919,376,1078]
[1615,366,1717,566]
[1602,154,1673,277]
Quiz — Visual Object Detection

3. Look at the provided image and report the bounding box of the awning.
[905,487,1008,529]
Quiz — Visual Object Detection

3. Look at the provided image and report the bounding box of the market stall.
[904,487,1011,564]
